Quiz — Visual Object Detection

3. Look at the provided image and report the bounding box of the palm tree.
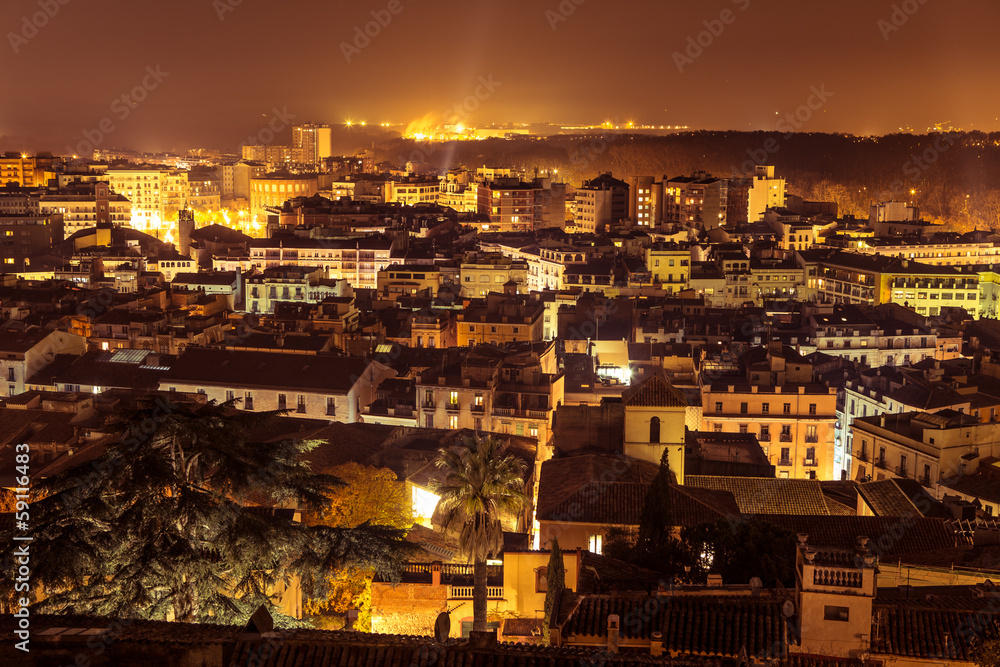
[433,435,528,632]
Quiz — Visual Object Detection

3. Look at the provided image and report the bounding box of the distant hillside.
[374,131,1000,230]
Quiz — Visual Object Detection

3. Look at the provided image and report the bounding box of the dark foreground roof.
[0,613,709,666]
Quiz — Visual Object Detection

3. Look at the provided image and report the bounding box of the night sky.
[2,0,999,153]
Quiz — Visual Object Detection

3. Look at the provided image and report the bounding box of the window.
[762,403,769,414]
[245,391,253,410]
[449,390,458,406]
[806,447,816,464]
[277,394,287,411]
[715,401,723,413]
[740,402,748,414]
[649,416,660,443]
[326,397,336,416]
[808,403,817,415]
[588,534,603,555]
[714,424,722,432]
[297,395,306,414]
[425,414,434,428]
[739,424,748,434]
[535,567,548,593]
[225,390,235,402]
[474,417,482,431]
[780,447,790,463]
[824,606,850,622]
[783,403,791,414]
[449,415,458,429]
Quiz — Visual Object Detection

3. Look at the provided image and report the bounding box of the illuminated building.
[233,161,266,200]
[644,243,692,293]
[701,344,838,480]
[477,178,542,233]
[0,153,52,187]
[241,144,293,167]
[573,173,629,233]
[728,165,786,224]
[628,176,663,227]
[816,251,980,317]
[107,165,170,233]
[248,235,394,289]
[459,252,528,298]
[455,293,545,347]
[245,265,351,314]
[0,328,87,398]
[249,172,318,218]
[159,348,394,422]
[39,182,131,240]
[377,263,444,298]
[664,172,727,230]
[292,123,332,166]
[748,256,804,304]
[850,409,1000,492]
[386,178,440,206]
[0,214,64,272]
[856,231,1000,267]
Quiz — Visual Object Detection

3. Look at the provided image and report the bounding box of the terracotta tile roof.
[536,455,660,523]
[577,551,668,594]
[871,597,1000,661]
[684,476,832,515]
[759,515,958,560]
[621,373,687,408]
[856,480,920,517]
[559,594,788,659]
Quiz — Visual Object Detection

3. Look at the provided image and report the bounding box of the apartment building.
[159,348,393,422]
[664,172,727,230]
[701,346,837,479]
[455,293,545,346]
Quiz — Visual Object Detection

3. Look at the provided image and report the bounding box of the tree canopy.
[3,397,411,625]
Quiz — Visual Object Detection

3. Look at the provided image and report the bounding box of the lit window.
[588,534,603,554]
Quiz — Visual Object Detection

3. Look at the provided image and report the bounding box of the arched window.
[535,566,548,593]
[650,416,661,443]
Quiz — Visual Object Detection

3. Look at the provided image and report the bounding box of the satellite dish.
[749,577,762,597]
[434,612,451,642]
[782,599,796,618]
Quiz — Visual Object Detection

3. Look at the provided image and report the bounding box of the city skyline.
[3,0,1000,153]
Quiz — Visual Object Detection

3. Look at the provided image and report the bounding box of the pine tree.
[541,537,565,644]
[633,447,687,575]
[4,396,410,625]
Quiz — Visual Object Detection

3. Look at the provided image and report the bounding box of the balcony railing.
[449,586,504,600]
[471,404,485,413]
[780,434,792,442]
[805,435,819,443]
[777,459,793,467]
[875,459,886,470]
[804,458,817,467]
[421,401,436,409]
[896,466,908,479]
[759,433,771,442]
[446,402,460,412]
[855,451,868,462]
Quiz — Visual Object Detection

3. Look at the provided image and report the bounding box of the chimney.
[607,614,620,653]
[431,561,441,587]
[650,631,663,657]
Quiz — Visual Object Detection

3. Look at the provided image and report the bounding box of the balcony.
[421,401,436,410]
[759,433,771,442]
[875,459,886,470]
[446,402,460,412]
[471,404,485,413]
[896,466,908,479]
[777,459,793,467]
[449,586,504,600]
[780,433,792,442]
[804,458,817,467]
[855,451,869,463]
[805,435,819,443]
